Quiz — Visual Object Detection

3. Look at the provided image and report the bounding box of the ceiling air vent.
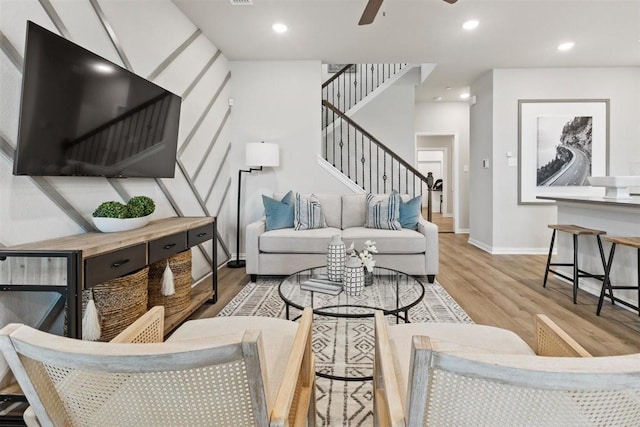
[229,0,253,5]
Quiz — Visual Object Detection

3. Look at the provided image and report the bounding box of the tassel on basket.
[82,289,101,341]
[161,259,175,296]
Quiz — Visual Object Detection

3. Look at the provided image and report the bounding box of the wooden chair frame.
[373,312,609,427]
[0,306,315,427]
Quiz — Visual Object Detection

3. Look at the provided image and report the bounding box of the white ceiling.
[173,0,640,102]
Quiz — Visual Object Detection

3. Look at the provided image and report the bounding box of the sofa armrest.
[246,218,266,275]
[417,216,439,276]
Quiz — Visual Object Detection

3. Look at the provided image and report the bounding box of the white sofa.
[246,193,438,283]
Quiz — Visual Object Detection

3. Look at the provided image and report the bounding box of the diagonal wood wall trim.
[178,72,231,156]
[0,133,15,161]
[147,29,201,81]
[31,178,94,231]
[88,0,133,70]
[205,143,231,203]
[192,108,231,181]
[38,0,70,38]
[0,31,23,72]
[182,50,221,100]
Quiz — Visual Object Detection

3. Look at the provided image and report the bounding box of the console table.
[0,216,217,338]
[0,217,217,418]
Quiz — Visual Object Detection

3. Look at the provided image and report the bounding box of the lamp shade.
[246,142,279,167]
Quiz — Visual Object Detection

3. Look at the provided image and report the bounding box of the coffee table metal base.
[279,266,425,382]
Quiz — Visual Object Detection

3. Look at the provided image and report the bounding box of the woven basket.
[82,267,149,342]
[147,249,192,316]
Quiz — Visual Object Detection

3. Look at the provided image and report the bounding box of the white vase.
[327,235,346,282]
[343,254,364,296]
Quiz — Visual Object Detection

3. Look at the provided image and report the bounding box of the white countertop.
[537,195,640,207]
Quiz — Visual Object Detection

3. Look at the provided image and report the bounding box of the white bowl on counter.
[588,176,640,199]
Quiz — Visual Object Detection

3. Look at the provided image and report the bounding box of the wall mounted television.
[13,21,181,178]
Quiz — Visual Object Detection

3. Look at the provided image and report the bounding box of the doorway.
[416,135,454,233]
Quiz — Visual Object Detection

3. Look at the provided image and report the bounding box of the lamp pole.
[426,172,434,223]
[228,141,279,269]
[227,166,262,269]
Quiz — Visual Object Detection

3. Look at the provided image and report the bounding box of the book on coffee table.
[300,278,343,296]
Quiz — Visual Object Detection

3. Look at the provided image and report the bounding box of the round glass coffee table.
[278,265,425,381]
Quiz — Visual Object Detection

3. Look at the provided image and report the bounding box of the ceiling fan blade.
[358,0,384,25]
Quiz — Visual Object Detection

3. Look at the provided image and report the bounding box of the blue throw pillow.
[262,191,294,231]
[399,194,422,229]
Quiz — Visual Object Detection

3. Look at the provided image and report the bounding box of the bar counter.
[538,195,640,310]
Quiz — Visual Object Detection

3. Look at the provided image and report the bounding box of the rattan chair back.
[0,324,273,426]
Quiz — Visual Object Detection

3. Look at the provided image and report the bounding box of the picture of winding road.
[537,116,593,187]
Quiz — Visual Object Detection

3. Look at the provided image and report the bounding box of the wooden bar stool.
[543,224,607,304]
[597,236,640,316]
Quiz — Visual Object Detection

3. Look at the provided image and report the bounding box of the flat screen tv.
[13,21,181,178]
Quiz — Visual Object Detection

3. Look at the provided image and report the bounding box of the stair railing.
[322,99,435,220]
[322,63,407,127]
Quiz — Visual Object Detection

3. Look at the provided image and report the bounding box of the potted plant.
[92,196,156,233]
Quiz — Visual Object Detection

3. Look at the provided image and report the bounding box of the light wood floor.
[192,233,640,357]
[426,212,454,233]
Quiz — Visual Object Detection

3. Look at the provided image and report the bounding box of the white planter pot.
[92,215,151,233]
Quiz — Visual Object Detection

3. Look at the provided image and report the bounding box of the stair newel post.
[426,172,434,223]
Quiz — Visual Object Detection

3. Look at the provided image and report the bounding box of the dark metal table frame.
[278,266,425,381]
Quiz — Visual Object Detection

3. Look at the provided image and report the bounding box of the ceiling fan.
[359,0,458,25]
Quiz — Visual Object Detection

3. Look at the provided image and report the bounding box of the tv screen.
[13,21,181,178]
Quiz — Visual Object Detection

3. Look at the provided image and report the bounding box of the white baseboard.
[456,228,469,234]
[467,238,549,255]
[490,247,550,255]
[467,238,492,253]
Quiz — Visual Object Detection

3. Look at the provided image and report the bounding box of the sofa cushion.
[260,227,342,253]
[294,193,327,230]
[262,191,294,231]
[342,227,426,254]
[341,194,367,229]
[365,193,402,230]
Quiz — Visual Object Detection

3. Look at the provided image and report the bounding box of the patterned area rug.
[217,278,473,426]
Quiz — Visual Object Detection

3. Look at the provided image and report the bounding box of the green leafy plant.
[92,196,155,218]
[92,201,129,219]
[127,196,155,217]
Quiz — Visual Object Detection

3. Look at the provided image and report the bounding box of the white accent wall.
[350,68,419,162]
[0,0,231,379]
[470,67,640,253]
[229,60,351,254]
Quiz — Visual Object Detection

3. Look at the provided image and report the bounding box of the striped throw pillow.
[365,193,402,230]
[294,193,327,230]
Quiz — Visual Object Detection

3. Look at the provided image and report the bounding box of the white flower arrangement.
[347,240,378,272]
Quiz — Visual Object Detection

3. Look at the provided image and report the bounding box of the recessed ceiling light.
[433,96,443,101]
[272,23,288,33]
[558,42,574,51]
[460,93,470,99]
[462,20,479,30]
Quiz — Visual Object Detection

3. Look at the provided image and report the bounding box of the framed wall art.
[518,99,609,204]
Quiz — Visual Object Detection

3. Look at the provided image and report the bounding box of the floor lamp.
[228,141,280,269]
